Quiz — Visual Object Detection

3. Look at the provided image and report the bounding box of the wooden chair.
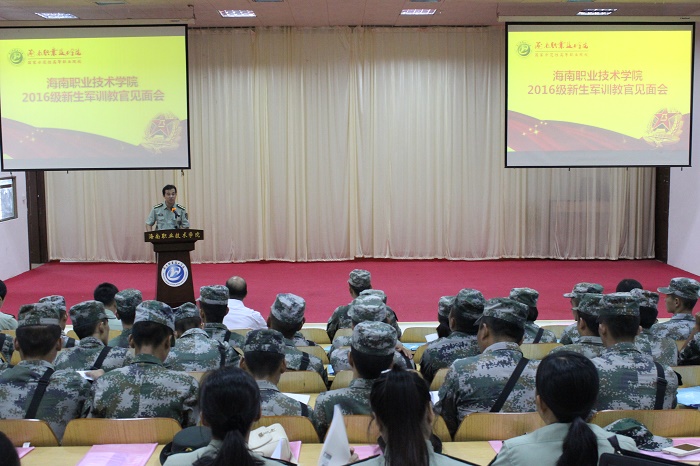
[299,328,331,345]
[108,329,123,340]
[677,340,687,351]
[414,344,429,365]
[10,350,20,365]
[62,418,182,446]
[66,330,78,340]
[0,419,59,447]
[541,324,569,340]
[453,412,546,441]
[187,371,208,383]
[330,370,354,390]
[520,343,562,360]
[429,368,450,391]
[590,410,700,437]
[0,329,16,337]
[673,365,700,387]
[231,328,251,337]
[298,345,330,364]
[278,371,327,393]
[342,415,381,444]
[432,415,452,442]
[334,328,352,340]
[251,415,320,443]
[401,327,436,343]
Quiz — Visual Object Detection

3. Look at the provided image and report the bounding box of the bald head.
[226,276,247,300]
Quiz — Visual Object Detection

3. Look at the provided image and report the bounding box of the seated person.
[549,293,605,359]
[559,283,604,345]
[39,295,77,349]
[199,285,242,366]
[510,288,557,343]
[679,313,700,365]
[240,328,314,420]
[632,288,678,367]
[163,366,287,466]
[108,289,142,348]
[165,303,229,372]
[436,296,455,339]
[93,282,123,331]
[651,277,700,340]
[0,279,17,330]
[358,289,402,339]
[490,352,638,465]
[89,300,199,427]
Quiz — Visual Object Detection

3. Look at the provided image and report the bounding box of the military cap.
[18,303,61,327]
[563,282,604,298]
[438,296,456,320]
[573,293,604,316]
[604,418,672,452]
[173,302,199,322]
[39,295,67,314]
[476,298,528,329]
[359,289,387,304]
[243,329,285,355]
[199,285,229,305]
[351,321,397,356]
[658,277,700,301]
[115,289,143,315]
[348,269,371,289]
[69,300,108,327]
[599,292,640,317]
[134,300,175,332]
[452,289,486,319]
[270,293,306,325]
[629,288,659,309]
[510,288,539,308]
[348,295,387,324]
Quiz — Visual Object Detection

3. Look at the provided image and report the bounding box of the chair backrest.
[342,415,381,444]
[330,370,354,390]
[453,412,546,441]
[676,340,687,351]
[0,419,59,447]
[0,329,16,337]
[108,329,122,340]
[432,415,452,442]
[251,416,320,443]
[278,371,327,393]
[590,409,700,437]
[66,330,78,340]
[673,365,700,387]
[400,327,437,343]
[187,371,207,383]
[62,418,182,446]
[298,345,329,364]
[413,344,429,365]
[520,343,562,360]
[231,328,252,337]
[540,324,568,340]
[10,350,20,365]
[334,328,353,340]
[299,328,330,345]
[429,368,449,391]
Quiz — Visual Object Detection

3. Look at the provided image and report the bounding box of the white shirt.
[223,299,267,330]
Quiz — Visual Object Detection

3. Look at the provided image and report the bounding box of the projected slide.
[0,25,189,171]
[506,23,694,167]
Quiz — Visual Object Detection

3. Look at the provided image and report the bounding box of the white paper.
[283,392,311,404]
[76,370,94,381]
[425,333,438,342]
[430,391,440,405]
[318,405,351,466]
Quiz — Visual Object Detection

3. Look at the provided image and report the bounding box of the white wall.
[0,173,29,280]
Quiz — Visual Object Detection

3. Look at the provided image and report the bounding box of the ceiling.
[0,0,699,28]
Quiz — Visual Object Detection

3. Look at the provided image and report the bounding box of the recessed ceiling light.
[577,8,617,16]
[401,9,437,16]
[35,12,79,19]
[219,10,256,18]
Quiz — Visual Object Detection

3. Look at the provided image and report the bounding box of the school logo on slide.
[161,260,188,287]
[8,49,24,65]
[643,108,683,148]
[516,42,531,57]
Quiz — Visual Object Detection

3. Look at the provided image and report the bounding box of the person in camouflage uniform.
[420,289,485,383]
[108,289,142,348]
[93,282,123,331]
[165,303,230,372]
[678,313,700,365]
[559,283,605,345]
[436,295,455,339]
[510,287,557,344]
[313,321,397,438]
[240,329,314,421]
[39,295,78,349]
[199,285,242,366]
[434,298,539,436]
[0,303,91,440]
[0,279,17,331]
[592,293,677,411]
[651,278,700,341]
[53,300,131,372]
[89,300,199,427]
[550,293,606,359]
[633,288,678,367]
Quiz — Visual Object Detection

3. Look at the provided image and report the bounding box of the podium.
[144,229,203,308]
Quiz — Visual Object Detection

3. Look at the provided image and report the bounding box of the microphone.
[171,207,180,229]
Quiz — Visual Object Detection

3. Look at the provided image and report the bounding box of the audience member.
[0,431,20,466]
[549,293,605,359]
[93,282,123,331]
[199,285,243,366]
[165,303,229,372]
[89,300,199,427]
[39,295,78,349]
[490,352,638,466]
[559,283,604,345]
[617,278,643,293]
[0,279,17,330]
[358,289,402,338]
[223,276,267,331]
[632,288,678,366]
[436,295,455,339]
[651,277,700,340]
[108,289,142,348]
[435,298,539,436]
[510,287,557,343]
[679,313,700,365]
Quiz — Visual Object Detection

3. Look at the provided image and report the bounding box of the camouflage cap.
[39,295,67,314]
[348,295,387,324]
[243,329,285,355]
[509,288,539,308]
[604,418,672,452]
[351,321,397,356]
[69,300,108,327]
[475,298,528,329]
[173,302,199,322]
[348,269,371,289]
[359,289,387,304]
[573,293,604,317]
[17,303,61,328]
[199,285,229,306]
[630,288,659,309]
[599,292,640,318]
[452,289,486,320]
[134,300,175,332]
[270,293,306,325]
[438,296,456,320]
[564,282,604,299]
[658,277,700,301]
[115,289,143,315]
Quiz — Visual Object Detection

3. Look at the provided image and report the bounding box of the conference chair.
[0,329,15,337]
[677,340,687,352]
[66,330,78,340]
[414,344,429,366]
[453,412,546,441]
[432,415,452,442]
[251,416,320,443]
[278,371,327,394]
[231,328,252,338]
[0,419,59,447]
[430,368,450,391]
[10,350,20,365]
[540,324,568,340]
[298,345,330,364]
[590,410,700,437]
[61,418,182,446]
[673,365,700,387]
[520,343,562,360]
[108,329,122,341]
[187,371,207,383]
[330,370,354,390]
[299,328,331,345]
[341,415,381,444]
[400,327,436,343]
[334,328,352,340]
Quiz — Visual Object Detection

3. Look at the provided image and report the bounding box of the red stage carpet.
[4,259,698,324]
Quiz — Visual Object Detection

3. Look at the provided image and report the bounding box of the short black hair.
[175,316,201,334]
[200,302,228,324]
[638,306,658,330]
[16,325,61,357]
[616,279,643,293]
[527,306,538,322]
[679,296,698,311]
[117,307,137,325]
[481,316,525,342]
[450,310,479,335]
[162,184,177,195]
[94,283,118,306]
[598,315,640,340]
[73,319,106,340]
[350,283,371,295]
[131,321,173,348]
[575,311,600,337]
[244,351,284,378]
[350,347,393,379]
[268,314,301,338]
[0,279,6,300]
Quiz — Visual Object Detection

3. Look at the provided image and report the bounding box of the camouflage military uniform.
[435,341,539,435]
[0,359,90,440]
[522,322,558,344]
[549,336,605,359]
[650,314,695,341]
[679,333,700,365]
[257,379,314,419]
[330,346,411,373]
[326,304,402,341]
[165,328,227,372]
[635,330,678,367]
[283,337,327,383]
[203,323,241,366]
[312,377,374,438]
[419,332,479,383]
[108,328,132,348]
[53,336,132,372]
[90,353,199,426]
[292,331,316,347]
[0,332,14,363]
[592,342,677,410]
[558,323,581,345]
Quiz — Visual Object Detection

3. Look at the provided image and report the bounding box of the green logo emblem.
[8,49,23,65]
[516,42,531,57]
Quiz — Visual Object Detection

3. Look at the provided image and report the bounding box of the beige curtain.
[45,27,655,262]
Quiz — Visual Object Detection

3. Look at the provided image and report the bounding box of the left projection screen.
[0,25,190,171]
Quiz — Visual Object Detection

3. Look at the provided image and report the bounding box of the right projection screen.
[506,23,694,167]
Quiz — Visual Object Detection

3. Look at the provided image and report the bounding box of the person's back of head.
[226,276,247,301]
[509,288,539,322]
[39,295,68,330]
[477,298,528,347]
[574,294,604,337]
[174,303,202,336]
[268,293,306,338]
[130,301,175,360]
[536,352,599,466]
[69,300,109,341]
[451,289,485,335]
[437,296,454,338]
[199,285,230,324]
[241,329,286,380]
[15,303,62,359]
[348,269,372,296]
[0,431,19,466]
[370,366,432,466]
[349,321,396,379]
[348,295,387,327]
[630,289,659,330]
[617,279,643,293]
[115,289,143,326]
[194,367,263,466]
[597,293,640,344]
[0,279,6,304]
[94,282,118,307]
